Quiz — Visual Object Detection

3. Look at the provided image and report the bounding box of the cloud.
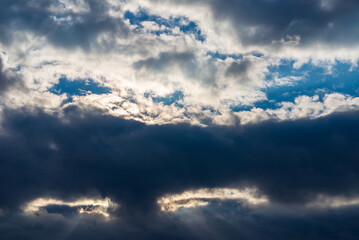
[1,107,359,239]
[132,0,359,62]
[23,197,117,218]
[208,0,359,46]
[225,59,253,84]
[0,57,26,96]
[0,0,358,127]
[231,93,359,125]
[133,51,217,86]
[134,52,196,72]
[158,187,268,212]
[0,0,130,50]
[1,1,359,239]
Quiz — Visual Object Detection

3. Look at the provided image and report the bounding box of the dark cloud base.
[1,106,359,239]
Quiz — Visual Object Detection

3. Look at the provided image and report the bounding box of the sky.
[1,0,359,239]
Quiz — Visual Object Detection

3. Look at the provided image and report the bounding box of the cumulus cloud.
[0,0,357,127]
[229,93,359,125]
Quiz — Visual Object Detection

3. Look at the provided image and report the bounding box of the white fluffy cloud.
[1,0,358,126]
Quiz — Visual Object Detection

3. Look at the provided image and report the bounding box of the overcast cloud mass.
[1,0,359,239]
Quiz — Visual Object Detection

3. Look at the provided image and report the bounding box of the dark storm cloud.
[0,58,26,95]
[1,106,359,238]
[0,0,129,50]
[208,0,359,46]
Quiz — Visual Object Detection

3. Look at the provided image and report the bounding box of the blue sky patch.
[49,77,112,97]
[207,51,243,61]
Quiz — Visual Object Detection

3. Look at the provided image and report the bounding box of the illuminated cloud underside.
[158,188,268,212]
[23,197,117,218]
[158,188,359,212]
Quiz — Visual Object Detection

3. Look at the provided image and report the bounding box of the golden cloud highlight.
[158,187,268,212]
[22,197,117,218]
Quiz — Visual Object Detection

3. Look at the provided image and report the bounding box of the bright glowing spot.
[23,197,117,218]
[158,188,268,212]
